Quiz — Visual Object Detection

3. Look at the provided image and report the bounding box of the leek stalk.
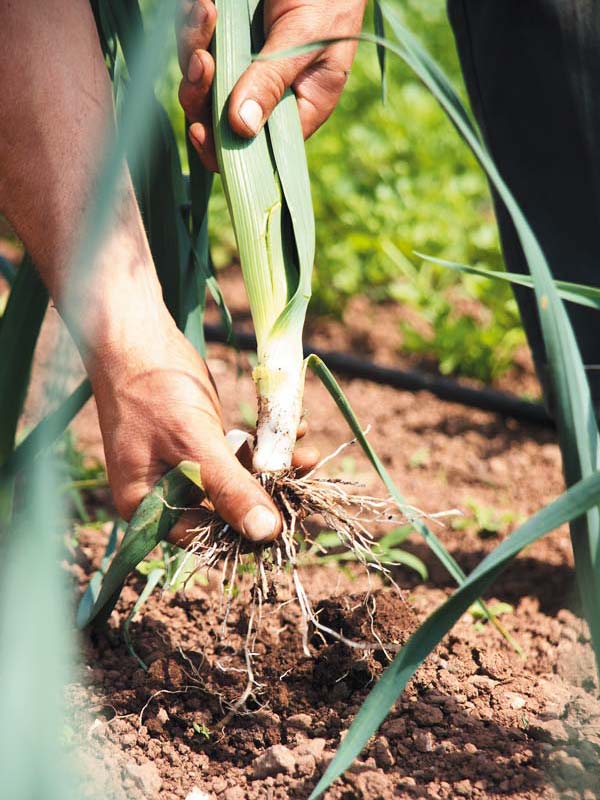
[212,0,314,473]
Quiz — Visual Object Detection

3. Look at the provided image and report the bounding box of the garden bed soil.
[23,266,600,798]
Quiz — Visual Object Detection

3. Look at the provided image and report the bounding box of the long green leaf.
[186,135,234,352]
[267,86,314,336]
[307,354,467,575]
[0,455,74,797]
[76,520,121,628]
[131,96,190,325]
[310,465,600,798]
[77,465,197,629]
[418,252,600,311]
[251,0,314,346]
[0,380,92,486]
[373,1,387,103]
[213,0,287,346]
[214,0,313,351]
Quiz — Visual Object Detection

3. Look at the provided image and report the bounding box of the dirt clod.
[412,700,444,726]
[381,717,407,739]
[293,738,326,761]
[413,730,436,753]
[125,761,162,797]
[251,744,297,779]
[373,736,395,768]
[223,787,245,800]
[286,713,313,731]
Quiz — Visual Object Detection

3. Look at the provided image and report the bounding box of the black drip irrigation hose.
[203,325,554,428]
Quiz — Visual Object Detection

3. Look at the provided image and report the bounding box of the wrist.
[82,293,176,382]
[49,172,174,375]
[57,228,172,377]
[68,256,176,378]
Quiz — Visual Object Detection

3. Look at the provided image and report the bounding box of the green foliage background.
[157,0,525,383]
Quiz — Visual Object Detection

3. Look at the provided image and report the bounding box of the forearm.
[0,0,169,368]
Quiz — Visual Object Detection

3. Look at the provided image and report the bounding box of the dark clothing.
[447,1,600,409]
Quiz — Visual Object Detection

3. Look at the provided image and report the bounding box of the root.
[167,441,455,721]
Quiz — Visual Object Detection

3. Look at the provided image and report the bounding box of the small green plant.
[408,447,430,469]
[137,543,208,592]
[302,526,427,581]
[53,431,107,524]
[402,299,524,382]
[469,600,514,632]
[193,722,211,740]
[451,499,520,537]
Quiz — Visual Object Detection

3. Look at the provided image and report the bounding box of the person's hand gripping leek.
[89,315,316,547]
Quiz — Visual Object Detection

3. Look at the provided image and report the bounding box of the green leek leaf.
[417,252,600,311]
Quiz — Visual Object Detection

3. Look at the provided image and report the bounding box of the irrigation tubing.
[204,324,553,428]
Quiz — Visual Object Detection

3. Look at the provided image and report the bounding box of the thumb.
[228,17,321,138]
[186,429,282,543]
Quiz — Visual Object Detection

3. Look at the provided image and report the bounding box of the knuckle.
[203,463,249,521]
[322,58,351,92]
[203,1,217,30]
[205,474,236,518]
[178,80,199,118]
[257,63,288,107]
[112,486,141,521]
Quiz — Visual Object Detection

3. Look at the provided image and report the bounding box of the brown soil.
[22,264,600,798]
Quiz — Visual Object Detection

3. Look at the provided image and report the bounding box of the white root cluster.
[164,440,456,719]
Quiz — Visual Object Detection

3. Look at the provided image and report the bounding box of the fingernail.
[243,506,277,542]
[188,52,204,83]
[189,125,204,149]
[187,2,207,27]
[238,98,263,136]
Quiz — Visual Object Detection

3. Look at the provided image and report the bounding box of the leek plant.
[79,0,505,653]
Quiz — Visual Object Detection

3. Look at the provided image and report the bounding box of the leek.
[213,0,314,473]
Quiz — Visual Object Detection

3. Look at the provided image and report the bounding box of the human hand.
[177,0,367,171]
[88,314,317,545]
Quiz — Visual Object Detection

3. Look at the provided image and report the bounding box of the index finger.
[176,0,217,74]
